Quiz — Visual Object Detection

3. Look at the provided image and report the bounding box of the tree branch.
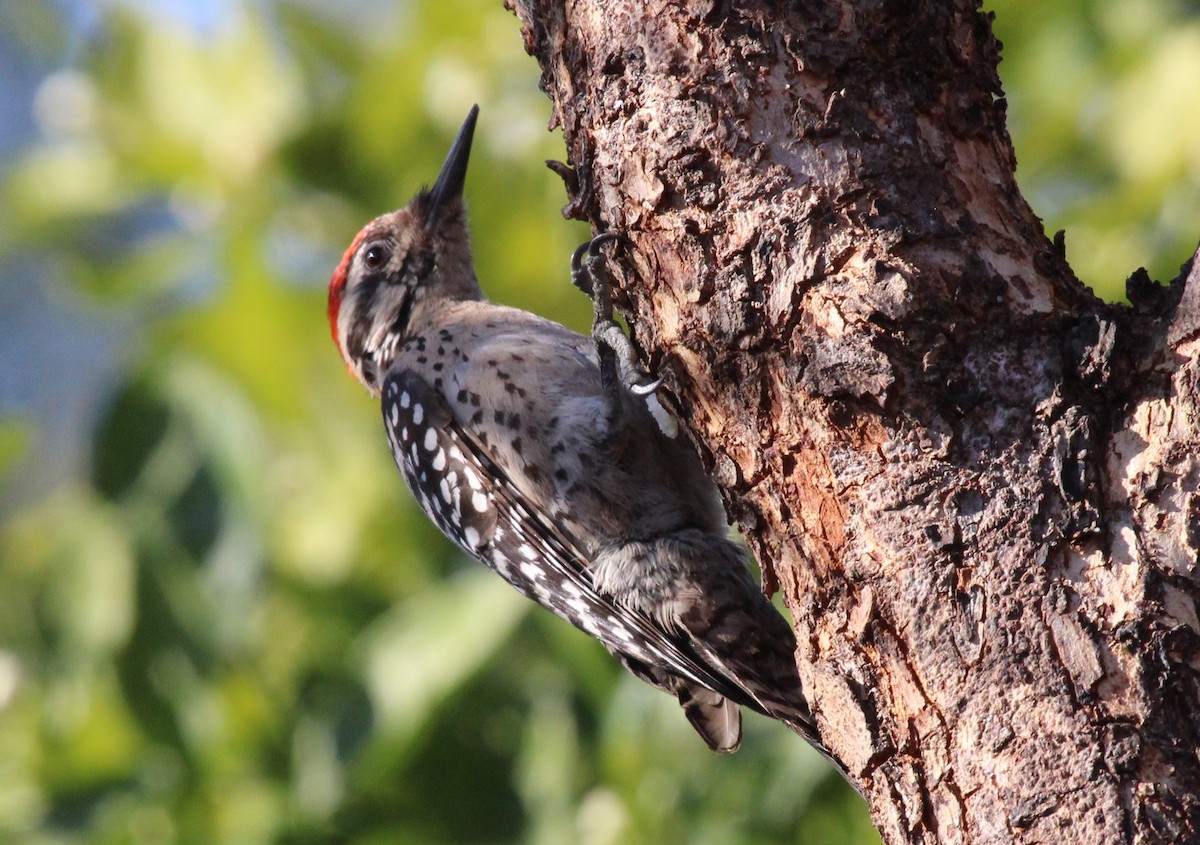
[507,1,1200,842]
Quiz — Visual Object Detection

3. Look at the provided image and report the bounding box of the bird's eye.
[363,243,391,271]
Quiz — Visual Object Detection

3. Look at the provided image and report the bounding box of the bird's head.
[329,105,481,395]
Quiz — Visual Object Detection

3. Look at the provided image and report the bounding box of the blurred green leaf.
[990,0,1200,295]
[357,568,529,747]
[0,420,32,482]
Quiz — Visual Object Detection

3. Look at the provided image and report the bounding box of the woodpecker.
[328,105,833,759]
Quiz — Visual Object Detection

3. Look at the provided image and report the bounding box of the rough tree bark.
[504,1,1200,843]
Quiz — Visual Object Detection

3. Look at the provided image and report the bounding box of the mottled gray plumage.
[328,105,832,759]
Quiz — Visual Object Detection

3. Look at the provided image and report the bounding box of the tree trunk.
[505,1,1200,842]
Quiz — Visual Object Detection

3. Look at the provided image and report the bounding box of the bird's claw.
[628,377,663,396]
[570,232,628,297]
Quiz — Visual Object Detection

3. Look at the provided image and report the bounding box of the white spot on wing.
[611,625,634,642]
[463,468,481,490]
[400,391,411,408]
[489,552,508,578]
[413,403,424,425]
[432,449,446,471]
[464,526,480,548]
[472,491,488,513]
[423,429,438,451]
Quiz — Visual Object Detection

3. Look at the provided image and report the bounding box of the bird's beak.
[425,104,479,228]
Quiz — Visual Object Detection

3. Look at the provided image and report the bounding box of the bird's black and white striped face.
[328,106,483,396]
[328,208,434,394]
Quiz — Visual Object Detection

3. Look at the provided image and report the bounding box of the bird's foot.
[571,235,677,437]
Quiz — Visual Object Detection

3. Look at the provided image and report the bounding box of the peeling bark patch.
[1045,601,1105,697]
[951,579,985,666]
[800,335,894,406]
[1166,248,1200,347]
[1102,722,1141,775]
[1008,793,1057,831]
[1047,407,1102,539]
[811,667,880,777]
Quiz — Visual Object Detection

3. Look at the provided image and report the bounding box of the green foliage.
[1,1,1195,843]
[989,0,1200,296]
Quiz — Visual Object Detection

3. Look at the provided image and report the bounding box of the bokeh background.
[1,1,1197,843]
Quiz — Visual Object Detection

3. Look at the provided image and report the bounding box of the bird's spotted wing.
[382,370,498,552]
[381,368,748,701]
